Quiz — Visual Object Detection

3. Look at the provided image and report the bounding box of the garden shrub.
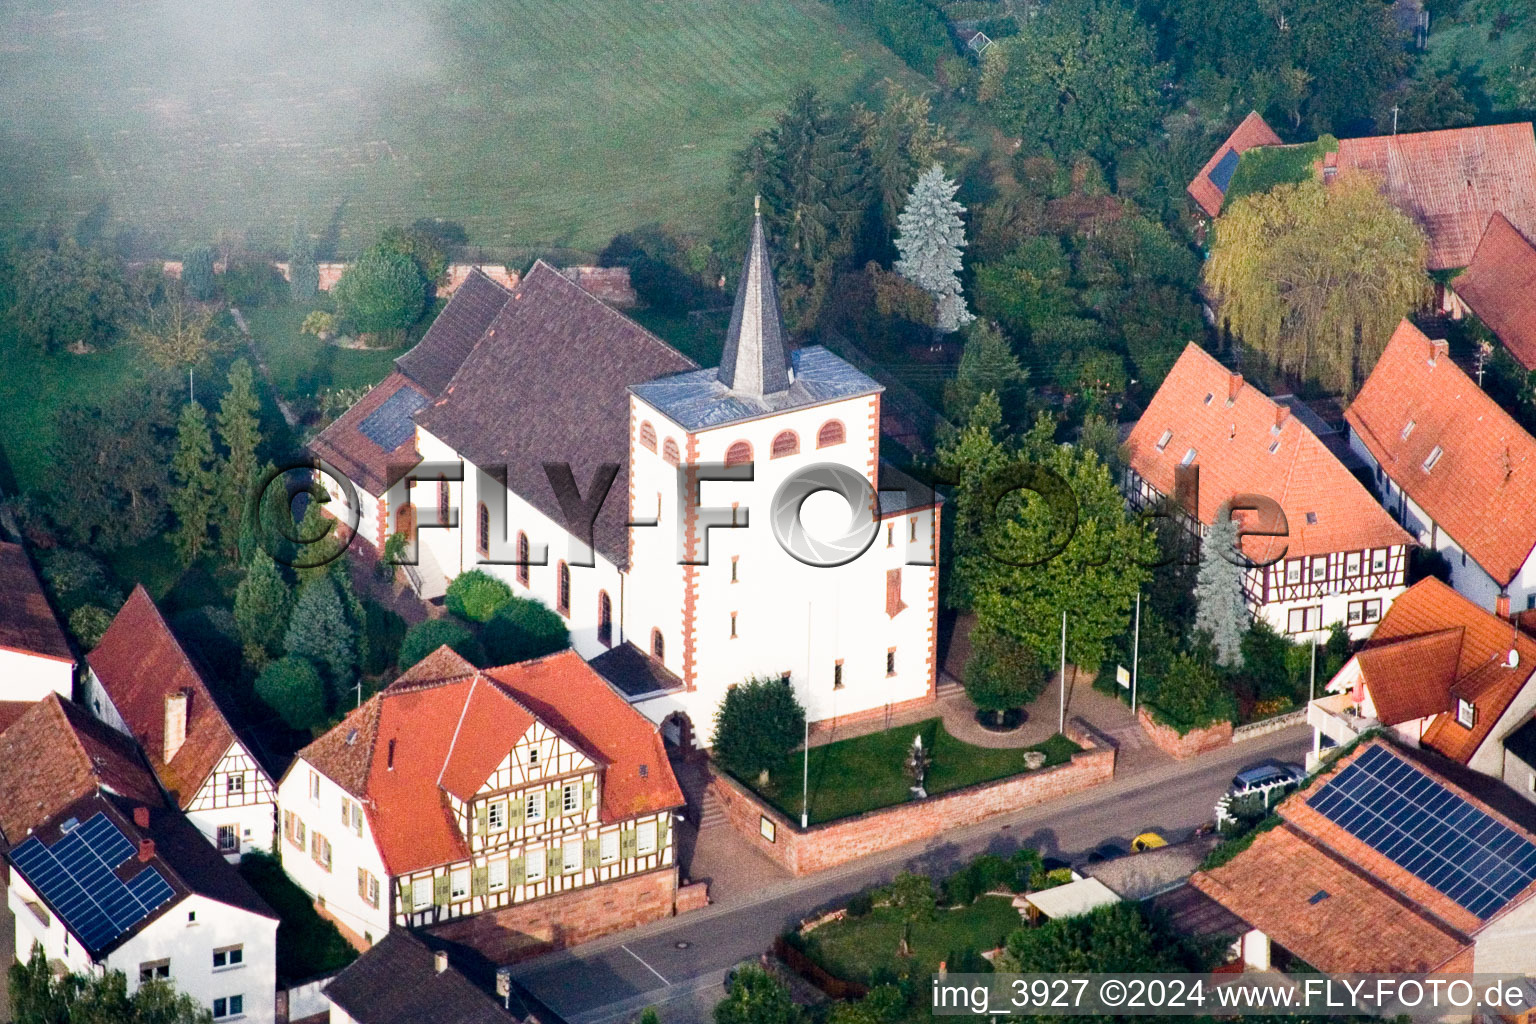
[399,618,483,670]
[255,656,328,731]
[480,594,569,665]
[220,259,289,307]
[445,569,512,622]
[846,891,874,918]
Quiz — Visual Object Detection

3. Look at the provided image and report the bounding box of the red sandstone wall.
[428,867,679,962]
[1136,706,1233,760]
[711,721,1116,875]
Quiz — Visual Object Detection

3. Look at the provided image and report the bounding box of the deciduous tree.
[288,222,319,302]
[885,872,937,956]
[47,389,175,551]
[131,298,221,371]
[6,241,133,353]
[715,965,800,1024]
[255,656,327,732]
[710,676,806,785]
[399,617,484,670]
[333,244,425,340]
[1205,176,1430,393]
[9,943,213,1024]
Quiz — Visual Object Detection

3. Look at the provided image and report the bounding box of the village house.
[1306,577,1536,778]
[0,694,278,1023]
[311,208,940,743]
[81,586,277,860]
[276,646,687,957]
[0,540,74,701]
[1443,212,1536,370]
[1192,737,1536,974]
[1346,320,1536,613]
[321,930,539,1024]
[1122,343,1411,639]
[1185,111,1283,219]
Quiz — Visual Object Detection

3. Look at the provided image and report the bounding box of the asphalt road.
[513,726,1312,1024]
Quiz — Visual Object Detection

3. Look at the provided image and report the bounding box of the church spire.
[718,197,791,397]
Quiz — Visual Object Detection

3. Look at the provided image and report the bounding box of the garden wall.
[710,719,1115,876]
[1137,707,1234,760]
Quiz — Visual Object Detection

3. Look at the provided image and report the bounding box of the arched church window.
[817,420,845,448]
[771,431,799,458]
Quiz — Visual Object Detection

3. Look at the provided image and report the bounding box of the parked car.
[1131,832,1167,852]
[1230,762,1306,797]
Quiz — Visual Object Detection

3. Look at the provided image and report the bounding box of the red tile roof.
[297,647,683,876]
[1453,214,1536,370]
[1330,123,1536,270]
[309,372,430,498]
[0,694,162,843]
[87,586,250,808]
[1187,112,1284,218]
[1345,320,1536,585]
[1123,343,1409,562]
[1352,577,1536,764]
[0,541,72,664]
[1192,738,1536,972]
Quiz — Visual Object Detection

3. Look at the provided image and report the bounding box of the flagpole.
[1058,611,1067,735]
[1131,592,1141,714]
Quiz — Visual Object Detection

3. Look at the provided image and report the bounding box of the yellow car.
[1131,832,1168,852]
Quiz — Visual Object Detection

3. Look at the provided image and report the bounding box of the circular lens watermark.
[770,462,880,568]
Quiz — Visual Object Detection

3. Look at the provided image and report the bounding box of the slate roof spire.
[718,197,792,396]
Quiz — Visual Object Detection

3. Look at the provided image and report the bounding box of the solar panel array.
[1308,745,1536,919]
[1209,147,1242,194]
[358,388,428,451]
[9,813,177,952]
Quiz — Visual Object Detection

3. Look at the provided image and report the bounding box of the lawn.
[242,304,402,399]
[747,719,1079,824]
[238,851,358,984]
[0,0,916,258]
[798,894,1023,983]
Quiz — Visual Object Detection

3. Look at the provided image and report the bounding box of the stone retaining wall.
[710,719,1115,876]
[1136,706,1234,759]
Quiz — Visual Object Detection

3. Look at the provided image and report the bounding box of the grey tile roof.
[324,931,517,1024]
[878,461,943,516]
[589,641,685,697]
[395,269,513,394]
[414,262,697,569]
[717,208,791,397]
[631,346,881,432]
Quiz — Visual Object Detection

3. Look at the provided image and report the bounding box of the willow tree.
[1205,175,1430,393]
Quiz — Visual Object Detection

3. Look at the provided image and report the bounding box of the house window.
[771,430,799,458]
[212,996,243,1021]
[437,478,451,526]
[358,869,380,908]
[526,790,546,823]
[413,878,432,910]
[139,960,170,983]
[1155,429,1172,452]
[476,502,490,556]
[886,568,905,617]
[1528,772,1535,795]
[516,532,530,586]
[651,628,665,662]
[663,438,680,465]
[563,783,580,815]
[1311,557,1327,582]
[1457,699,1476,729]
[450,868,469,900]
[731,556,739,582]
[1363,600,1381,622]
[725,441,753,467]
[637,821,659,855]
[488,800,507,832]
[396,503,416,537]
[1371,549,1387,573]
[489,859,510,892]
[1285,561,1301,585]
[527,745,539,766]
[1423,446,1443,472]
[1286,606,1322,634]
[309,770,320,802]
[640,421,657,451]
[600,831,620,864]
[283,811,305,850]
[817,420,846,448]
[212,946,243,971]
[557,561,570,616]
[597,590,613,647]
[833,660,844,690]
[1345,552,1361,576]
[886,649,896,676]
[730,611,738,638]
[226,774,244,796]
[312,833,332,872]
[341,800,350,829]
[526,847,547,882]
[563,839,584,873]
[216,825,238,854]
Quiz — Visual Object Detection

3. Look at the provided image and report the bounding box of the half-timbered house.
[277,646,685,954]
[1123,344,1412,639]
[1347,320,1536,614]
[82,586,277,860]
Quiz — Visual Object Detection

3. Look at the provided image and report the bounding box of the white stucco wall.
[277,758,392,945]
[0,648,72,702]
[1474,893,1536,974]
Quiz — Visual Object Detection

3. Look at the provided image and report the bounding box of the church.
[311,208,941,746]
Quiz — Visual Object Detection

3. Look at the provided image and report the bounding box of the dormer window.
[1402,420,1415,440]
[1155,430,1172,452]
[1423,446,1443,472]
[1180,447,1197,467]
[1457,698,1476,729]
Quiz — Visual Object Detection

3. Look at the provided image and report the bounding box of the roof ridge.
[527,260,699,370]
[436,675,479,791]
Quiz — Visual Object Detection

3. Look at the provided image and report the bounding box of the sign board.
[1116,665,1131,688]
[760,815,776,843]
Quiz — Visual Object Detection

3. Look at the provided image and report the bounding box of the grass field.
[798,895,1022,982]
[0,0,916,257]
[1422,0,1536,116]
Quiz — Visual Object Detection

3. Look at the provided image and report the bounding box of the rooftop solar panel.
[1308,745,1536,919]
[357,388,428,452]
[9,812,178,953]
[1208,147,1242,194]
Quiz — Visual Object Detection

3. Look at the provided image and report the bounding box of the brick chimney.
[434,950,449,974]
[137,838,155,863]
[133,806,150,829]
[1498,592,1512,619]
[164,691,188,764]
[1227,372,1243,404]
[1275,405,1291,430]
[1429,339,1449,367]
